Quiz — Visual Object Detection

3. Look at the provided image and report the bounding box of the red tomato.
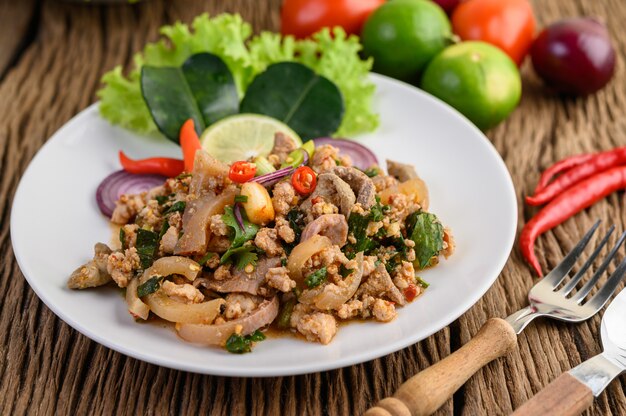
[281,0,385,39]
[291,166,317,195]
[452,0,536,65]
[229,161,257,183]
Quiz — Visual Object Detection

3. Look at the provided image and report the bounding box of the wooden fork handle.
[364,318,517,416]
[511,373,593,416]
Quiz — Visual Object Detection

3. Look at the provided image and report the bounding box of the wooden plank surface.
[0,0,37,78]
[1,0,625,415]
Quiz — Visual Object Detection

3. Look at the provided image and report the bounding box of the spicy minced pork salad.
[68,132,454,353]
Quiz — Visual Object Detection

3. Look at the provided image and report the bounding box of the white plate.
[11,74,517,377]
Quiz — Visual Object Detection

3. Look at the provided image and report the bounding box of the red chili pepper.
[520,166,626,276]
[527,147,626,206]
[534,153,595,194]
[403,284,418,302]
[119,151,184,178]
[291,166,317,195]
[179,118,202,172]
[229,161,257,183]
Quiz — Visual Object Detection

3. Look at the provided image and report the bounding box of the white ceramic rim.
[10,73,518,376]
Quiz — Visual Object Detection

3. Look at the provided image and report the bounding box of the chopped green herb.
[234,195,248,203]
[339,264,354,278]
[283,208,306,254]
[364,167,379,177]
[119,227,127,250]
[381,235,409,274]
[155,194,173,205]
[136,229,159,269]
[374,226,387,239]
[222,206,259,248]
[220,245,258,270]
[198,251,217,266]
[385,253,401,274]
[247,330,266,342]
[277,300,295,329]
[304,267,328,288]
[292,287,302,299]
[175,173,192,180]
[345,212,378,257]
[416,277,430,289]
[158,220,170,241]
[286,208,305,242]
[374,259,382,267]
[225,333,251,354]
[137,276,163,297]
[344,197,391,258]
[225,330,266,354]
[406,212,444,269]
[370,196,386,222]
[164,200,186,214]
[220,205,260,265]
[281,257,288,267]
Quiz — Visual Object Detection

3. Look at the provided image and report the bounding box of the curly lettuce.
[97,13,378,138]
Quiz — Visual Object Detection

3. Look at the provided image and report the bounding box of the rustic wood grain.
[0,0,38,78]
[1,0,625,415]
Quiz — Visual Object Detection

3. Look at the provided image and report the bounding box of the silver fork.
[506,221,626,332]
[365,221,626,416]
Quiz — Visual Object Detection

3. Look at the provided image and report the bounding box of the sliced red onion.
[96,170,166,218]
[312,137,378,170]
[234,202,245,231]
[300,148,310,166]
[250,166,295,187]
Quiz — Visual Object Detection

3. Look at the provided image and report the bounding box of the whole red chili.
[179,118,202,173]
[119,151,184,178]
[527,146,626,206]
[521,165,626,276]
[534,153,595,194]
[292,166,317,195]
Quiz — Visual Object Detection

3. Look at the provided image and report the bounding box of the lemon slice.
[200,114,303,163]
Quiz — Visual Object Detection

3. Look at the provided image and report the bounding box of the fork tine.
[560,225,615,295]
[573,230,626,303]
[542,220,601,288]
[584,255,626,310]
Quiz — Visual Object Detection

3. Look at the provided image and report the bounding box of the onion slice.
[96,170,165,218]
[300,148,310,167]
[234,202,245,231]
[250,166,294,187]
[126,277,150,320]
[299,252,364,310]
[287,235,332,285]
[313,138,378,170]
[145,293,225,324]
[139,256,202,283]
[177,297,279,346]
[138,257,224,324]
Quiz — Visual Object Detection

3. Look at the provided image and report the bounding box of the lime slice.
[200,114,303,163]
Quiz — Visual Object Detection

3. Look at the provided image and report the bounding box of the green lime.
[420,41,522,130]
[200,114,303,163]
[362,0,452,82]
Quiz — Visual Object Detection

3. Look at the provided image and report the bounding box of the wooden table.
[1,0,625,414]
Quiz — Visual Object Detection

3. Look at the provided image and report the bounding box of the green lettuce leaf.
[98,14,377,139]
